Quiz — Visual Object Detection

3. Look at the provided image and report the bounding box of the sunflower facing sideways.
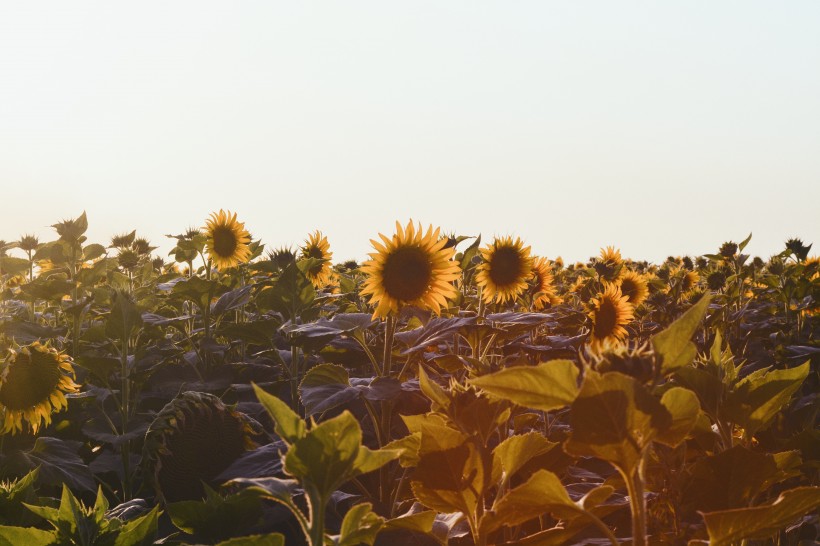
[530,256,562,310]
[588,284,634,349]
[617,269,649,308]
[361,221,461,319]
[203,210,252,271]
[300,231,333,288]
[476,236,533,304]
[0,342,80,434]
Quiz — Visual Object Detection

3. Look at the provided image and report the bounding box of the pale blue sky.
[1,2,818,263]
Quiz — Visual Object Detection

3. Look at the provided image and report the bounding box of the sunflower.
[203,210,252,271]
[142,392,261,502]
[588,284,634,349]
[300,231,333,287]
[361,220,461,318]
[594,246,623,282]
[476,236,533,304]
[530,257,561,310]
[0,342,80,434]
[617,270,649,307]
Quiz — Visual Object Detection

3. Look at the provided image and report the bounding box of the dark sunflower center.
[307,246,325,260]
[489,247,523,286]
[593,300,618,339]
[157,408,247,502]
[0,351,62,410]
[212,226,238,258]
[620,280,637,301]
[382,246,433,301]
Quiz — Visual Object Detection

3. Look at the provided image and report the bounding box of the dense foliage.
[0,213,817,545]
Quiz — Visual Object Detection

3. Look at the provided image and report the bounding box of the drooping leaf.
[564,371,672,474]
[469,360,579,412]
[701,486,820,546]
[479,469,579,535]
[411,443,484,516]
[298,364,359,415]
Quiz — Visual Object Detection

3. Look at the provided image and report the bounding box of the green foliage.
[0,485,159,546]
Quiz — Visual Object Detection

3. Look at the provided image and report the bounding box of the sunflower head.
[203,210,252,271]
[132,237,156,256]
[17,235,39,253]
[117,249,140,271]
[110,231,137,249]
[618,270,649,308]
[268,246,296,271]
[785,238,812,262]
[300,231,333,287]
[476,236,533,304]
[0,342,80,435]
[585,341,657,383]
[593,246,623,282]
[719,241,738,259]
[142,392,261,503]
[530,257,560,310]
[361,221,461,318]
[587,284,634,349]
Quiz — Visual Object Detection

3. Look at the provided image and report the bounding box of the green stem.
[383,315,396,377]
[307,490,326,546]
[621,454,648,546]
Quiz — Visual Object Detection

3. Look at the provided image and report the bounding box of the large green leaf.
[564,371,671,473]
[651,293,711,375]
[411,443,484,516]
[106,290,143,343]
[491,432,557,483]
[683,446,802,512]
[655,387,700,447]
[258,261,316,320]
[725,361,809,439]
[701,486,820,546]
[168,488,261,541]
[298,364,359,416]
[334,503,385,546]
[252,383,306,444]
[479,469,579,535]
[0,526,54,546]
[469,360,579,412]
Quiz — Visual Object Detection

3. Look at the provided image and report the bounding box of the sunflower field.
[0,212,817,546]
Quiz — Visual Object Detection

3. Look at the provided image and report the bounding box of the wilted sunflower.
[142,392,261,503]
[203,210,252,271]
[617,270,649,307]
[530,257,561,310]
[588,284,634,349]
[361,221,461,318]
[476,236,533,304]
[300,231,333,287]
[0,342,79,434]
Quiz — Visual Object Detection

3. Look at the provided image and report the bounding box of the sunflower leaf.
[652,293,712,375]
[468,359,579,412]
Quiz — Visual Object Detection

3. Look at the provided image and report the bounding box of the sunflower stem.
[382,315,396,377]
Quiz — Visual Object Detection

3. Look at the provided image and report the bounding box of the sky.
[1,2,819,264]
